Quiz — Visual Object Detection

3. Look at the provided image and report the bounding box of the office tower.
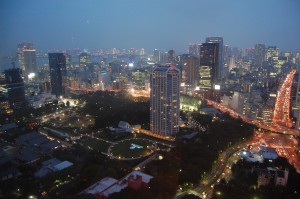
[254,44,266,68]
[153,49,160,62]
[167,50,175,63]
[79,51,91,71]
[160,52,169,63]
[206,37,223,80]
[189,44,198,56]
[64,53,72,71]
[228,56,236,70]
[199,43,220,101]
[18,42,37,79]
[3,68,26,110]
[150,65,180,137]
[178,54,199,95]
[265,46,279,66]
[131,69,147,90]
[180,54,199,85]
[199,43,219,89]
[49,53,67,97]
[0,73,13,116]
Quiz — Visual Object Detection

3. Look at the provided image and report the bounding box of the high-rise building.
[179,54,199,85]
[0,73,13,116]
[254,44,266,68]
[265,46,279,66]
[49,53,67,97]
[18,42,37,79]
[189,44,198,56]
[79,51,91,71]
[64,53,72,71]
[3,68,26,110]
[199,43,220,101]
[153,49,160,62]
[206,37,223,79]
[150,65,180,137]
[176,54,199,95]
[199,43,219,89]
[167,50,175,63]
[131,69,147,90]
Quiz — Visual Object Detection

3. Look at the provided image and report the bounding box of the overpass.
[206,100,299,136]
[207,69,300,136]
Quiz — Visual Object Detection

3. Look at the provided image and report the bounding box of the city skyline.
[1,0,300,55]
[1,1,300,198]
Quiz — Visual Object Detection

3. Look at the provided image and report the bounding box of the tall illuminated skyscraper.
[199,43,220,100]
[254,44,266,68]
[79,51,91,71]
[206,37,223,80]
[3,68,25,110]
[153,49,160,62]
[189,44,198,56]
[199,43,219,89]
[18,42,37,79]
[49,53,67,97]
[167,50,175,63]
[265,46,279,66]
[150,65,180,137]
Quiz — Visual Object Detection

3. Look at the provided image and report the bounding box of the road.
[175,144,250,199]
[175,134,263,199]
[206,100,299,136]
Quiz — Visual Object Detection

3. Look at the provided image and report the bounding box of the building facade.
[17,42,37,80]
[150,65,180,137]
[206,37,223,80]
[49,53,67,97]
[79,51,91,71]
[199,42,220,100]
[3,68,26,110]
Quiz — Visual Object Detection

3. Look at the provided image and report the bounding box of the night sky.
[1,0,300,54]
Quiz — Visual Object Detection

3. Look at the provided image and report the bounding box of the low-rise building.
[81,171,153,199]
[256,167,289,187]
[35,158,73,177]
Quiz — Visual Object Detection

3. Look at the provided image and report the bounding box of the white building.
[150,65,180,137]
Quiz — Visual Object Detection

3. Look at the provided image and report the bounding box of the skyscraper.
[79,51,91,71]
[0,73,13,116]
[265,46,279,66]
[3,68,26,110]
[18,42,37,79]
[153,49,160,62]
[49,53,67,97]
[177,54,199,85]
[199,43,219,89]
[167,50,175,63]
[150,65,180,137]
[206,37,223,80]
[199,43,220,101]
[189,44,198,56]
[254,44,266,68]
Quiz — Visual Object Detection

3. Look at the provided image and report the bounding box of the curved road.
[175,138,256,199]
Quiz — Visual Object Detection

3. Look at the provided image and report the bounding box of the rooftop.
[82,171,153,196]
[83,177,118,195]
[0,123,17,131]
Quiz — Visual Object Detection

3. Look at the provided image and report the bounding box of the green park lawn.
[110,138,154,159]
